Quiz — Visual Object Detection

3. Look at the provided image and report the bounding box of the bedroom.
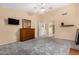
[0,3,79,55]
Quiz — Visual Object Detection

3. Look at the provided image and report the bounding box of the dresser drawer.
[20,28,35,41]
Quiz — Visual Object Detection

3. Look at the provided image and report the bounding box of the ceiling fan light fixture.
[40,8,46,13]
[41,3,46,7]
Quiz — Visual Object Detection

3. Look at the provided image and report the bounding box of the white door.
[48,23,53,36]
[38,23,47,37]
[48,22,55,37]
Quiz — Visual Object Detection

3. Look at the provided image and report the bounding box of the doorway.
[38,22,55,38]
[48,22,55,37]
[38,22,47,37]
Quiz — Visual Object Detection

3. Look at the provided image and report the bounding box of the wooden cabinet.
[20,28,35,41]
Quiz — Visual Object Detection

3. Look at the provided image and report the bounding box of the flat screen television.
[8,18,19,25]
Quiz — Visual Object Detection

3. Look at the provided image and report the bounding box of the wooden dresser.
[20,28,35,41]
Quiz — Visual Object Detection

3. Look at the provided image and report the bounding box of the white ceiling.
[0,3,69,13]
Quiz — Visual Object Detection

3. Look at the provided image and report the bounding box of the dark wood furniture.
[20,28,35,41]
[69,48,79,55]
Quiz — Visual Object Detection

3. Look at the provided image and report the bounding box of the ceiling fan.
[33,3,53,13]
[40,3,53,13]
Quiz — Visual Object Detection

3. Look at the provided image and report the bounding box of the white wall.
[40,4,78,41]
[0,7,39,45]
[0,3,79,45]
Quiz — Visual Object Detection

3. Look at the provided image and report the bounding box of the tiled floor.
[0,37,78,55]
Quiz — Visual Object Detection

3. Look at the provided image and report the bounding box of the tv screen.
[8,18,19,25]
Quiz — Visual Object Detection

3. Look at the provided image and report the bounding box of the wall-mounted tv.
[8,18,19,25]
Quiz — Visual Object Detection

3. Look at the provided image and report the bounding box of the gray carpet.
[0,37,78,55]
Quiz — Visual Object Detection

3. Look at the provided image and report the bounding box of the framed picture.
[22,19,31,28]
